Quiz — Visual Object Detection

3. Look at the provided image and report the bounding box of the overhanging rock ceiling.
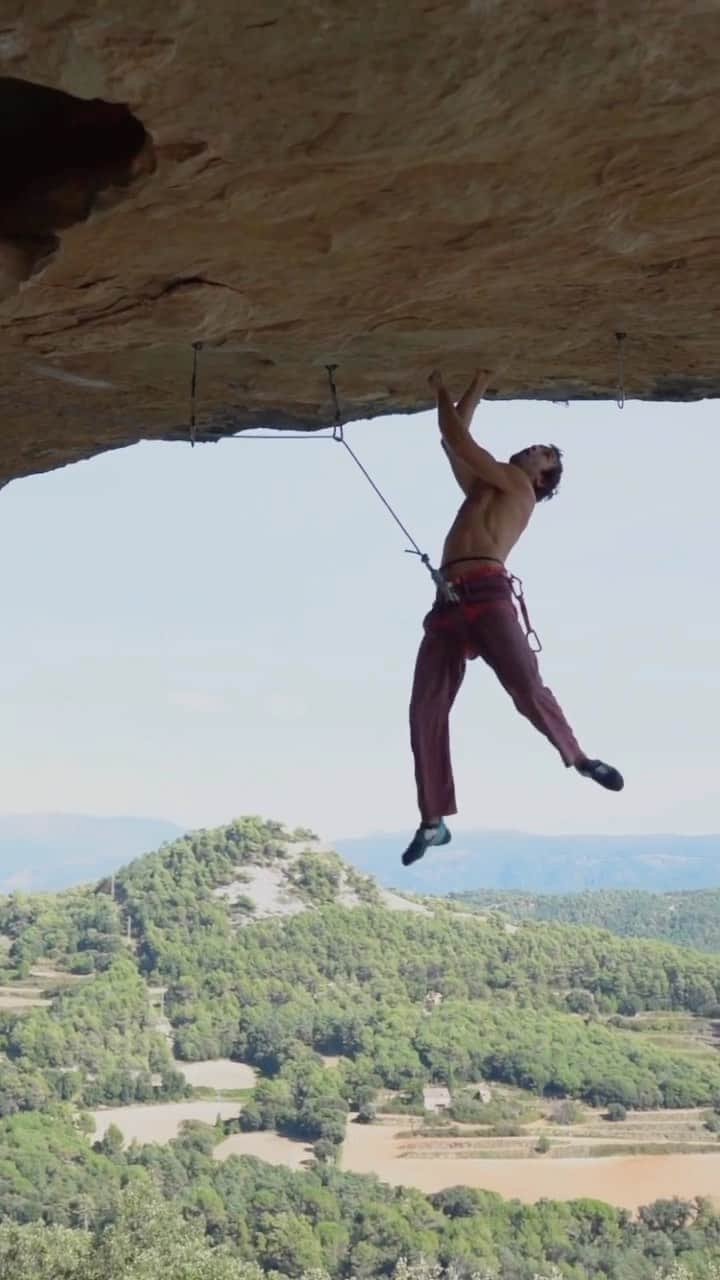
[2,1,720,485]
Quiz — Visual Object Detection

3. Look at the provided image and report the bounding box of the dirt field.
[214,1131,313,1169]
[91,1100,241,1146]
[341,1117,720,1210]
[0,986,50,1009]
[88,1099,720,1206]
[30,966,85,983]
[406,1105,720,1155]
[177,1059,257,1090]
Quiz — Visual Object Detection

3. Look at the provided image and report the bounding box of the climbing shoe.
[401,819,451,867]
[575,758,624,792]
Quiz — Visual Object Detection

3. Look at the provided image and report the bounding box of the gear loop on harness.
[509,573,543,653]
[525,628,542,654]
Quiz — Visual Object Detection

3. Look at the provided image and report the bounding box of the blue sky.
[1,394,718,840]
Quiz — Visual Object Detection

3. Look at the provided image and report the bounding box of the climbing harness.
[431,562,542,653]
[615,331,626,410]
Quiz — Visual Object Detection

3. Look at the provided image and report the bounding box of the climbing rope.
[189,341,203,446]
[184,346,453,598]
[324,366,457,601]
[326,363,344,443]
[181,344,626,635]
[615,331,626,410]
[187,342,332,443]
[326,364,426,557]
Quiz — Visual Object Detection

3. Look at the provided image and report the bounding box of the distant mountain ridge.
[1,814,720,897]
[334,829,720,893]
[0,813,183,893]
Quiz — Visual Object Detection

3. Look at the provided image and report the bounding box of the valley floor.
[89,1080,720,1211]
[341,1120,720,1209]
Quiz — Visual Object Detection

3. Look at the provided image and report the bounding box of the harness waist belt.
[433,568,543,654]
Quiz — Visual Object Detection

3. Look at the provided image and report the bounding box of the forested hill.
[446,888,720,953]
[6,818,720,1277]
[5,817,720,1112]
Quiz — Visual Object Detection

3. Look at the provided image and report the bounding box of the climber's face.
[511,444,555,477]
[509,445,563,502]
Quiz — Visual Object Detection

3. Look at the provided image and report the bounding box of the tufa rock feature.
[3,2,720,485]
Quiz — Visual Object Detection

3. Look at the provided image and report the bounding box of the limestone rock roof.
[2,3,720,484]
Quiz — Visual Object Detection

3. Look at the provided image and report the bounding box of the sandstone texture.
[2,2,720,485]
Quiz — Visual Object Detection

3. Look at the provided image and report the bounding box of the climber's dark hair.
[535,446,563,502]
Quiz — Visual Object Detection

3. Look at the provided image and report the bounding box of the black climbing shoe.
[575,758,624,792]
[401,819,451,867]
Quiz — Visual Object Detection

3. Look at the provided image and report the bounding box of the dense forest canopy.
[3,1109,720,1280]
[3,817,720,1278]
[4,820,720,1119]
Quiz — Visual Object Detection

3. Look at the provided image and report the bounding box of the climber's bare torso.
[441,458,536,572]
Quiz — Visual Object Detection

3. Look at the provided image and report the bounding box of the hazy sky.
[1,394,718,841]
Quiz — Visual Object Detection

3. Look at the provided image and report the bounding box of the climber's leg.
[409,626,467,822]
[403,623,467,866]
[469,603,623,789]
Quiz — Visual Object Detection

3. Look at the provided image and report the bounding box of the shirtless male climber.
[402,368,624,867]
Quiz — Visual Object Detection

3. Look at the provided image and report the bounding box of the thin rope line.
[334,434,425,558]
[324,365,456,599]
[324,364,424,555]
[199,432,334,441]
[183,353,453,599]
[615,331,626,410]
[188,348,339,443]
[189,341,203,446]
[326,363,344,440]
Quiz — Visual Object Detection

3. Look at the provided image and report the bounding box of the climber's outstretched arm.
[438,368,493,494]
[441,440,475,496]
[430,370,523,494]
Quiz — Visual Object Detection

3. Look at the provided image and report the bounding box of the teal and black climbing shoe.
[401,820,451,867]
[575,758,624,792]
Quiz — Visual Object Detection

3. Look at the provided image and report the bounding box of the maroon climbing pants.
[409,567,582,820]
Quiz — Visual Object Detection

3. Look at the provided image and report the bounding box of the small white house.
[423,1085,451,1113]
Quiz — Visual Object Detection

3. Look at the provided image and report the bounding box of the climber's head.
[509,444,563,501]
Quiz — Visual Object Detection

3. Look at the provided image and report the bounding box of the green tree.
[95,1123,125,1158]
[0,1222,92,1279]
[258,1211,325,1277]
[605,1103,628,1122]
